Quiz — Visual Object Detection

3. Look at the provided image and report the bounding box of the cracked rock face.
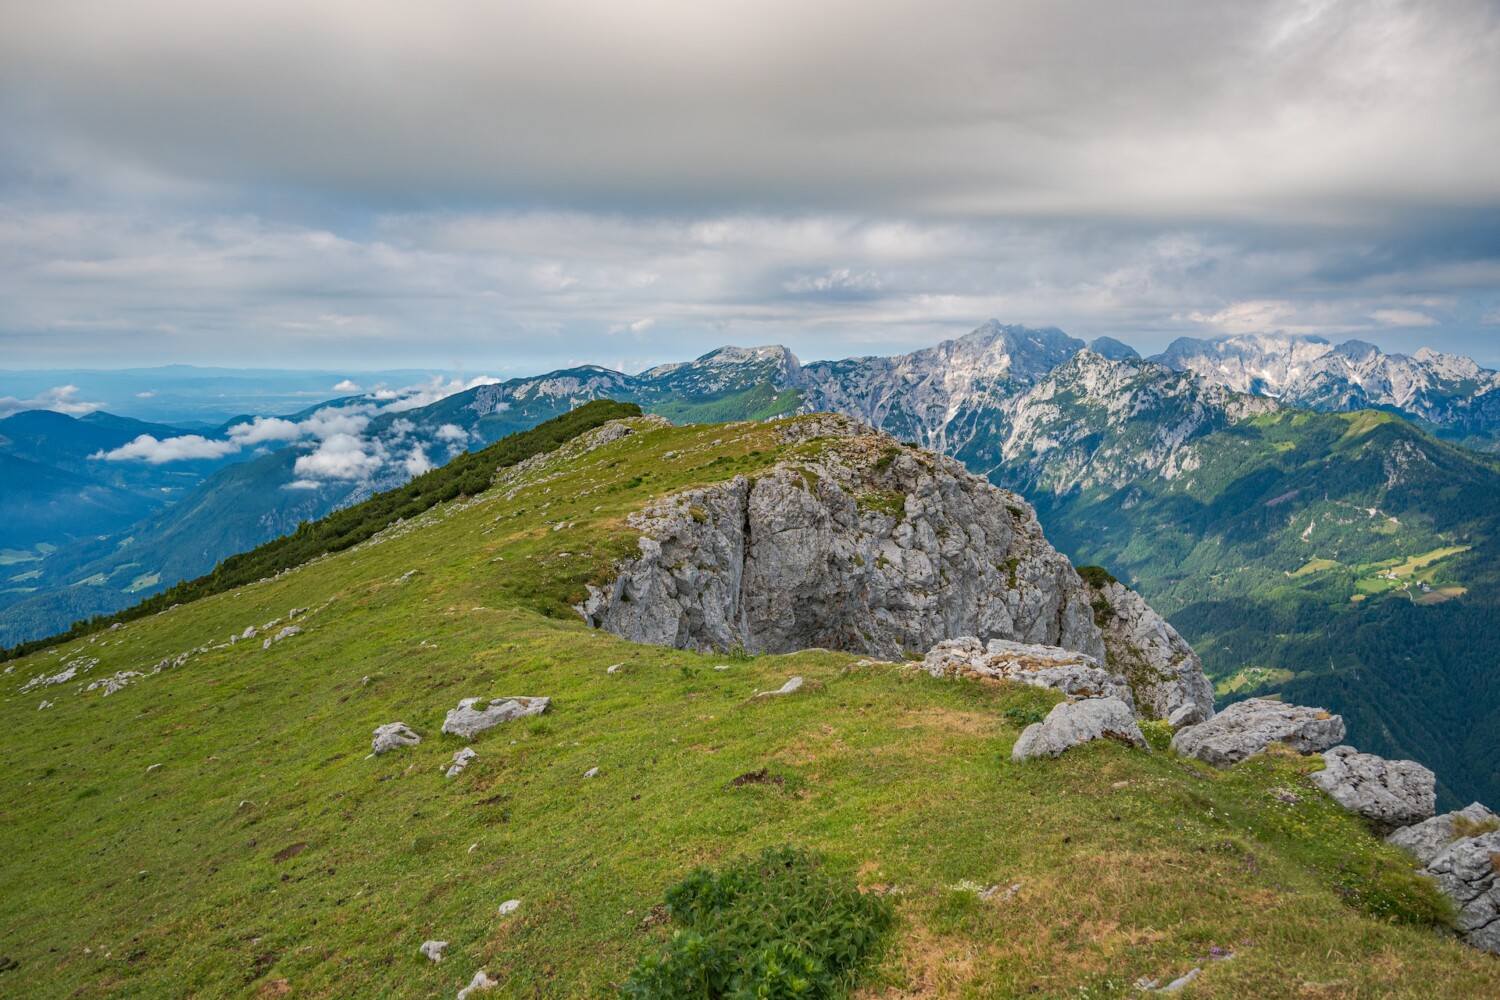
[1011,697,1147,761]
[1308,746,1436,835]
[1170,699,1344,768]
[1086,581,1213,727]
[923,637,1133,706]
[441,696,549,740]
[1422,831,1500,954]
[580,417,1212,721]
[1388,803,1500,866]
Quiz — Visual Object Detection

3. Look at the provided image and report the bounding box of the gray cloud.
[1,1,1498,368]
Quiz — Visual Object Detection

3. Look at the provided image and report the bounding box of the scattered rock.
[1170,699,1345,768]
[713,664,730,671]
[1011,697,1147,761]
[497,899,520,916]
[441,697,550,739]
[37,701,52,711]
[1421,830,1500,955]
[979,882,1022,901]
[584,767,599,778]
[755,676,804,698]
[1388,802,1500,865]
[922,637,1133,706]
[241,626,258,640]
[1156,967,1201,993]
[85,671,144,696]
[419,940,447,963]
[289,607,308,619]
[457,969,498,999]
[468,843,478,854]
[445,748,476,778]
[146,763,162,773]
[371,722,422,756]
[108,622,123,631]
[1308,746,1436,834]
[398,570,418,582]
[606,663,623,674]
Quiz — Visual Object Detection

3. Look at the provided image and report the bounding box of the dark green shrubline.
[1,399,642,661]
[621,846,895,1000]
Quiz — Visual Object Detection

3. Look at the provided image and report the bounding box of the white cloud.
[292,432,387,480]
[0,385,104,419]
[227,415,304,445]
[283,479,322,490]
[1371,309,1439,327]
[402,446,433,476]
[434,423,469,443]
[331,379,362,392]
[93,433,239,464]
[135,390,155,398]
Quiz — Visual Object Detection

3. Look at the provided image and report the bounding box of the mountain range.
[5,323,1500,806]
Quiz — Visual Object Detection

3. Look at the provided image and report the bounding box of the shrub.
[1075,565,1121,590]
[620,846,895,999]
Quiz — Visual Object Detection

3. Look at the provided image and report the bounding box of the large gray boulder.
[1388,802,1500,865]
[923,637,1133,706]
[578,416,1212,718]
[1170,698,1344,768]
[441,696,549,739]
[371,722,421,756]
[1422,831,1500,955]
[1085,580,1214,727]
[1011,697,1147,761]
[1308,746,1436,834]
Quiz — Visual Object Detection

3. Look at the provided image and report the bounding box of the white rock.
[606,663,623,674]
[457,969,498,999]
[1388,802,1500,865]
[755,677,804,698]
[441,697,550,739]
[445,748,477,778]
[1170,699,1344,768]
[146,763,162,773]
[1011,697,1147,761]
[584,767,599,778]
[371,722,422,756]
[497,899,520,916]
[38,700,52,710]
[1308,746,1435,834]
[419,940,447,963]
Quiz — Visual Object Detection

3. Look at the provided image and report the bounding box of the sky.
[2,0,1499,375]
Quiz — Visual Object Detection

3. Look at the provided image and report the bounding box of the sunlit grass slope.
[2,414,1496,998]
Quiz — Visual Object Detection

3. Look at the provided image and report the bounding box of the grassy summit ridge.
[1,413,1495,998]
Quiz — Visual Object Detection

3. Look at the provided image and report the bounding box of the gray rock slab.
[1422,830,1500,954]
[372,722,422,756]
[1011,697,1147,761]
[1388,802,1499,865]
[1308,745,1435,834]
[441,697,549,739]
[1170,698,1344,768]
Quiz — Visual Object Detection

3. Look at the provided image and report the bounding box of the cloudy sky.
[3,0,1499,373]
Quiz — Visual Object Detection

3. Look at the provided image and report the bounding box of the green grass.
[1,414,1496,998]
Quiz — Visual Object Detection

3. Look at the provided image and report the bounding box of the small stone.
[37,700,52,711]
[755,677,804,698]
[606,663,623,674]
[713,665,730,671]
[497,899,520,916]
[371,722,422,756]
[457,969,498,999]
[146,763,162,773]
[1157,967,1201,993]
[468,843,478,854]
[241,626,258,640]
[584,767,599,778]
[420,940,447,963]
[445,748,477,779]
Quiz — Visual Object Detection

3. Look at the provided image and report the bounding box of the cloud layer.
[2,1,1498,367]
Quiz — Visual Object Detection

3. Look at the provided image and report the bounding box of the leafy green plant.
[620,846,895,999]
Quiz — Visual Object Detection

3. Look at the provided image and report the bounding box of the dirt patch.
[729,768,784,788]
[272,842,306,863]
[257,979,291,997]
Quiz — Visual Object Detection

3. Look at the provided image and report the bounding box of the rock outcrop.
[922,637,1132,705]
[371,722,421,756]
[579,415,1212,720]
[441,696,549,740]
[1084,580,1213,726]
[1170,699,1344,768]
[1011,697,1147,761]
[1308,746,1436,834]
[1388,803,1500,865]
[1422,831,1500,955]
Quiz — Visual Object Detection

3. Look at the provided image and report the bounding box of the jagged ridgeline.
[3,407,1497,997]
[0,399,643,663]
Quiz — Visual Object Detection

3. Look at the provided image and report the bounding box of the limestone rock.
[457,969,498,999]
[420,940,447,963]
[1388,803,1500,866]
[922,637,1132,706]
[1011,697,1147,761]
[85,671,143,696]
[1422,831,1500,955]
[441,697,549,739]
[497,899,520,916]
[1308,746,1436,834]
[755,677,804,698]
[1084,580,1214,726]
[241,626,258,640]
[445,748,476,778]
[371,722,422,756]
[1170,699,1344,768]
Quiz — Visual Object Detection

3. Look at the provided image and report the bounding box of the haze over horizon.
[3,1,1499,372]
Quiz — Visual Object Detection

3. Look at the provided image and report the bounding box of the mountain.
[3,408,1494,996]
[1155,333,1500,446]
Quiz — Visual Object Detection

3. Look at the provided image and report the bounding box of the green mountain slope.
[1,411,1495,998]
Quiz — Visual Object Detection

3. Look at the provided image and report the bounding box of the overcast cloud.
[2,0,1498,370]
